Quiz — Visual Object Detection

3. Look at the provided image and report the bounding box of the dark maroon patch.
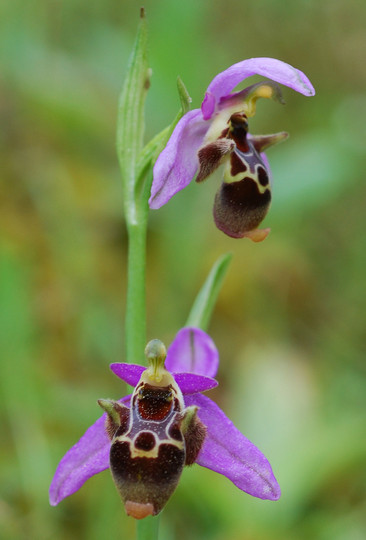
[168,421,183,442]
[257,166,269,186]
[230,152,248,176]
[213,178,271,238]
[135,431,156,451]
[228,113,250,153]
[110,439,185,515]
[137,385,173,421]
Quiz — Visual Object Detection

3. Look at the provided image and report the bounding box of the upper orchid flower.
[149,57,315,241]
[49,327,280,519]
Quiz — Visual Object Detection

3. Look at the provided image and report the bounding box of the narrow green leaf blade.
[177,76,192,114]
[116,8,149,221]
[186,253,232,331]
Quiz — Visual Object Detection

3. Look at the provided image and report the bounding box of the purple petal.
[201,92,216,120]
[109,361,217,394]
[49,396,131,505]
[110,363,144,386]
[185,394,281,501]
[174,372,218,394]
[49,414,110,505]
[202,57,315,120]
[149,109,208,209]
[165,327,219,377]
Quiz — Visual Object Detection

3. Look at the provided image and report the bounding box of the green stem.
[125,194,159,540]
[125,219,147,365]
[125,191,159,540]
[137,515,160,540]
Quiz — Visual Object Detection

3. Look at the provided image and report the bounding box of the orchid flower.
[149,57,315,241]
[49,327,280,519]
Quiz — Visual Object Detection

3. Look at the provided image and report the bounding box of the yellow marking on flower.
[125,501,154,520]
[243,81,284,117]
[114,433,184,459]
[223,162,270,195]
[203,111,234,144]
[243,227,271,242]
[257,84,274,99]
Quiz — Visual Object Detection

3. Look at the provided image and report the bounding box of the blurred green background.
[1,0,366,539]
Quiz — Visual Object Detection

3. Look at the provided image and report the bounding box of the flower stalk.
[137,516,160,540]
[125,221,148,366]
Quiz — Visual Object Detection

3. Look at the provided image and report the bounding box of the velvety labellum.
[214,114,272,239]
[197,112,273,241]
[213,174,271,240]
[100,370,206,519]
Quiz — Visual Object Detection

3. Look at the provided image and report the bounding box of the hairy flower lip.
[49,327,281,508]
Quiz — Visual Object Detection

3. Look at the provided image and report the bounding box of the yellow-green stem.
[125,220,147,365]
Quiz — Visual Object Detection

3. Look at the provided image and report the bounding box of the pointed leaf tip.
[177,76,192,115]
[116,7,149,221]
[186,253,232,331]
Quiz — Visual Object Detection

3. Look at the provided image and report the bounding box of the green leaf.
[186,253,232,331]
[177,76,192,115]
[116,8,150,223]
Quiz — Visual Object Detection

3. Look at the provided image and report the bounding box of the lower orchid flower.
[49,327,280,519]
[149,57,315,241]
